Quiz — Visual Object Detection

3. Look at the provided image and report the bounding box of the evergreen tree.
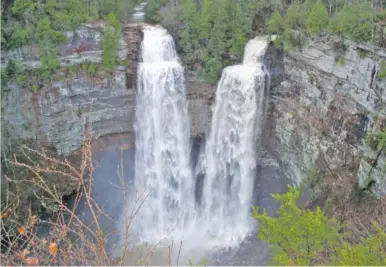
[267,11,285,35]
[306,0,329,36]
[286,3,304,29]
[180,0,200,66]
[227,0,246,56]
[329,2,373,42]
[253,185,340,265]
[253,185,386,265]
[332,224,386,265]
[199,0,215,41]
[102,26,117,72]
[144,0,162,23]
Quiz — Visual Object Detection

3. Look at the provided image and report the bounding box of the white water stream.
[131,26,270,256]
[197,36,270,246]
[133,26,195,242]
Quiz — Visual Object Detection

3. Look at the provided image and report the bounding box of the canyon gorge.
[1,2,386,265]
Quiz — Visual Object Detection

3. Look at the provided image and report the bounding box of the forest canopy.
[145,0,386,81]
[2,0,386,81]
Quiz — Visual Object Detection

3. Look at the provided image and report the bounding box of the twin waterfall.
[133,26,270,248]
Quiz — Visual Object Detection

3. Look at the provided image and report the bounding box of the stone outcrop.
[2,22,142,156]
[264,34,386,196]
[123,24,144,89]
[2,21,128,68]
[186,78,216,136]
[2,23,214,156]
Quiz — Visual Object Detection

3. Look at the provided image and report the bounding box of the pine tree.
[252,185,340,265]
[200,0,215,41]
[267,11,285,34]
[253,185,386,265]
[102,25,118,72]
[306,0,329,36]
[332,224,386,266]
[180,0,200,66]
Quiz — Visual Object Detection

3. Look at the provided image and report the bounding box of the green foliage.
[99,0,137,21]
[329,2,372,42]
[179,0,201,66]
[67,64,77,79]
[331,223,386,265]
[377,61,386,80]
[267,0,381,50]
[306,0,329,36]
[67,0,89,28]
[2,0,138,52]
[145,0,166,23]
[253,185,386,265]
[199,0,215,40]
[174,0,259,81]
[266,2,310,51]
[105,12,121,31]
[146,0,259,81]
[35,17,64,79]
[335,56,345,65]
[101,12,122,72]
[1,17,31,50]
[11,0,37,15]
[365,128,386,151]
[286,3,304,29]
[267,11,285,35]
[253,185,340,265]
[187,258,208,266]
[3,0,130,78]
[88,63,98,75]
[116,59,131,67]
[305,167,322,200]
[102,26,119,72]
[1,60,24,90]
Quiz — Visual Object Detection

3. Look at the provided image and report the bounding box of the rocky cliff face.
[2,23,141,155]
[264,35,386,196]
[2,23,215,156]
[1,22,215,220]
[3,24,384,205]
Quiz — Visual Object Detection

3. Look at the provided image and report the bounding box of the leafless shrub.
[0,124,175,266]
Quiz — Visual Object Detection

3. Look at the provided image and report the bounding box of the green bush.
[365,128,386,151]
[377,61,386,80]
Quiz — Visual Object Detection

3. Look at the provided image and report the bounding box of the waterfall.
[198,36,270,245]
[133,26,195,242]
[132,25,270,250]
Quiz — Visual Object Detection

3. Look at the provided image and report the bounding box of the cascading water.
[133,26,195,242]
[132,25,270,253]
[197,36,271,246]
